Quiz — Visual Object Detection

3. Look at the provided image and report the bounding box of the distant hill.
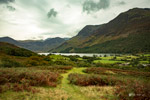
[0,42,36,57]
[51,8,150,53]
[0,37,69,52]
[0,37,21,45]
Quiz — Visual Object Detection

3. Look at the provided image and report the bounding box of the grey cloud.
[66,4,71,8]
[7,5,15,11]
[118,1,126,5]
[47,8,58,18]
[42,33,51,35]
[83,0,110,14]
[0,0,15,4]
[67,0,83,5]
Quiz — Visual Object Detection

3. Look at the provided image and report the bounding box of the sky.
[0,0,150,40]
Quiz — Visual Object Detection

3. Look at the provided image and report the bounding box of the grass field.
[0,53,150,100]
[50,55,70,61]
[1,66,149,100]
[0,67,116,100]
[93,59,125,64]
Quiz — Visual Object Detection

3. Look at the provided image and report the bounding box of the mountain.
[51,8,150,53]
[0,42,36,57]
[19,37,67,52]
[0,37,20,45]
[0,37,68,52]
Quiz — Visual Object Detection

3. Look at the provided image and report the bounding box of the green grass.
[114,55,139,61]
[1,65,149,100]
[143,54,150,56]
[126,55,139,59]
[77,58,83,61]
[140,61,149,64]
[0,67,93,100]
[99,56,113,60]
[58,67,115,100]
[93,60,125,64]
[0,52,150,100]
[58,67,89,100]
[50,55,70,61]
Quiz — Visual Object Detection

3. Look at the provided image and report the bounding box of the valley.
[0,7,150,100]
[0,37,68,52]
[0,42,150,100]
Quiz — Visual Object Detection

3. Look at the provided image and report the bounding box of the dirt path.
[57,67,89,100]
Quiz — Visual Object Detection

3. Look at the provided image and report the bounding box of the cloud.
[7,5,15,11]
[118,1,126,5]
[47,8,58,18]
[0,0,15,4]
[83,0,110,14]
[0,0,16,11]
[0,0,150,40]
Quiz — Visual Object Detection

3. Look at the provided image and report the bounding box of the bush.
[94,62,112,68]
[0,57,22,67]
[54,60,75,66]
[68,55,79,62]
[68,73,122,86]
[83,67,107,75]
[36,66,73,73]
[115,81,150,100]
[84,67,150,77]
[76,61,91,67]
[0,83,39,93]
[0,69,62,87]
[26,56,52,67]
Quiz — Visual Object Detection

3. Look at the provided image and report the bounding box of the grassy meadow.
[0,51,150,100]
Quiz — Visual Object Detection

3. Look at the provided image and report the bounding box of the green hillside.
[0,42,36,57]
[51,8,150,53]
[74,32,150,53]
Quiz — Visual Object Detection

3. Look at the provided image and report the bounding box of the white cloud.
[0,0,150,40]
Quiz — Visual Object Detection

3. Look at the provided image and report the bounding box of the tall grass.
[0,68,62,93]
[0,57,22,67]
[84,67,150,77]
[68,73,122,86]
[115,81,150,100]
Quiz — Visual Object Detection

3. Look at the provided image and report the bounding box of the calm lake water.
[38,53,120,57]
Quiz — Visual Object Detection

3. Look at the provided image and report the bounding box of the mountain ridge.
[0,37,69,52]
[50,8,150,53]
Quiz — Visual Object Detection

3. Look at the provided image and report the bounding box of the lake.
[38,53,121,57]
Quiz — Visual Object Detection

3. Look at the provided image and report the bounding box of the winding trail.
[57,67,89,100]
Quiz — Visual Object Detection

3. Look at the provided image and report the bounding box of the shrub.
[94,62,112,68]
[54,66,73,70]
[82,56,97,63]
[68,73,122,86]
[36,66,73,73]
[0,85,3,93]
[83,67,107,75]
[68,55,79,62]
[130,58,139,66]
[53,59,75,66]
[0,69,62,87]
[0,57,21,67]
[84,67,150,77]
[76,61,91,67]
[26,56,51,66]
[0,83,39,93]
[26,59,39,66]
[115,81,150,100]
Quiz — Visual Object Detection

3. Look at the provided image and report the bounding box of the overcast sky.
[0,0,150,40]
